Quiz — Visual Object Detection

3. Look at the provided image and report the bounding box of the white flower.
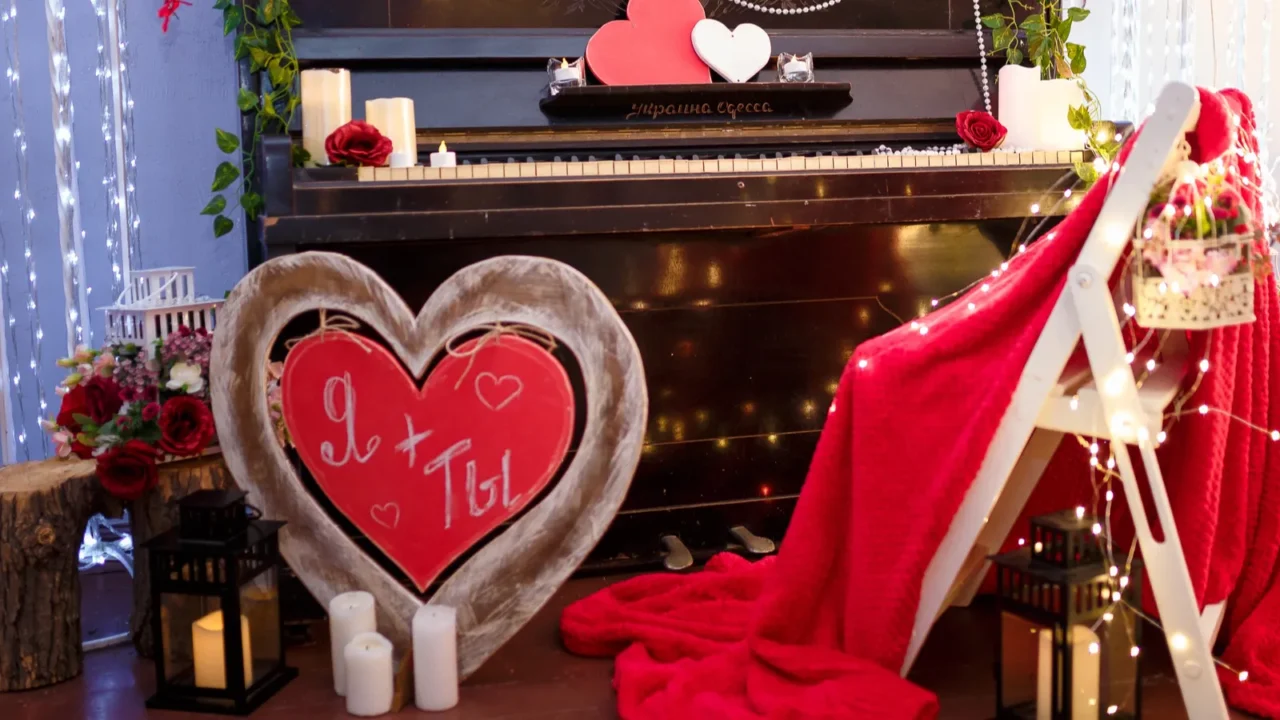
[166,362,204,394]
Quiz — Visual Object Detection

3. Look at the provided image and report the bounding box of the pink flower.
[53,430,74,459]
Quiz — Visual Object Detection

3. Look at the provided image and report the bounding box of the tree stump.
[0,458,101,691]
[122,454,233,658]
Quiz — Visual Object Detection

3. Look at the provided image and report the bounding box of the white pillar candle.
[997,64,1041,150]
[1036,78,1088,151]
[428,142,457,169]
[343,632,394,717]
[1036,629,1052,720]
[1071,625,1101,720]
[413,605,459,711]
[300,68,352,167]
[366,98,418,168]
[329,591,377,696]
[553,59,580,84]
[192,610,253,689]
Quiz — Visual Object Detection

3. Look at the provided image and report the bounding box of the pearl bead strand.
[725,0,844,15]
[973,0,992,113]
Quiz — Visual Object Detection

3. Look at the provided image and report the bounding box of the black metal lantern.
[144,490,297,715]
[992,509,1144,720]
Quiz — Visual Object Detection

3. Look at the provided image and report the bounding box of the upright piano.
[255,0,1089,609]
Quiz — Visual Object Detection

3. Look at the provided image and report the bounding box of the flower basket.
[1131,233,1256,330]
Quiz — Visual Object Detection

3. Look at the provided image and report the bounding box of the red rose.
[96,440,159,500]
[82,376,124,424]
[325,121,394,167]
[157,396,216,456]
[956,110,1008,152]
[142,402,161,421]
[1213,188,1243,220]
[55,385,94,458]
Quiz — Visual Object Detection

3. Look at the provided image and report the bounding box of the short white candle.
[192,610,253,689]
[413,605,459,711]
[553,59,580,83]
[300,68,352,166]
[365,97,417,168]
[783,59,807,76]
[329,591,377,697]
[343,632,394,717]
[429,142,457,169]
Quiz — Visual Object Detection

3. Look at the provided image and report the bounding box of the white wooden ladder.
[901,82,1230,720]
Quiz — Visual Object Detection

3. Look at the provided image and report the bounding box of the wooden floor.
[0,568,1258,719]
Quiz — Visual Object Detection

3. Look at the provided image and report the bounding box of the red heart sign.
[281,331,574,592]
[586,0,711,86]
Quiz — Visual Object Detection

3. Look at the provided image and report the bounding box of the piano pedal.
[660,534,694,571]
[729,525,776,555]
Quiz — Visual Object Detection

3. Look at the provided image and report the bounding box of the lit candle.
[365,98,417,168]
[329,591,377,697]
[429,142,457,169]
[1036,629,1051,720]
[1036,79,1088,151]
[413,605,459,711]
[192,610,253,689]
[1035,626,1101,720]
[553,58,579,84]
[343,632,394,717]
[783,58,807,76]
[300,68,352,166]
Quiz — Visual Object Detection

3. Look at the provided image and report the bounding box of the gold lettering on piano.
[624,101,775,121]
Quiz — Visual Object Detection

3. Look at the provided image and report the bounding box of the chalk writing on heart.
[475,372,523,411]
[370,502,401,529]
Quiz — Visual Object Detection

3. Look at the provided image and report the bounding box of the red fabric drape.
[562,88,1280,719]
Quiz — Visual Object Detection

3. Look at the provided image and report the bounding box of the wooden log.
[0,458,100,691]
[123,454,233,658]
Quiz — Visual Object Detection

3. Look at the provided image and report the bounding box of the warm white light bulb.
[857,359,868,369]
[1199,405,1210,415]
[1145,359,1157,371]
[1088,642,1100,654]
[1199,359,1210,372]
[1119,576,1129,588]
[1076,505,1086,519]
[1092,523,1102,535]
[1130,646,1140,657]
[1105,490,1114,501]
[1170,633,1189,651]
[1110,565,1119,577]
[1103,612,1114,622]
[1089,443,1099,455]
[1240,671,1249,682]
[1157,431,1167,444]
[1107,706,1119,715]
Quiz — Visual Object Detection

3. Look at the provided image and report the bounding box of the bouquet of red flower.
[43,326,218,500]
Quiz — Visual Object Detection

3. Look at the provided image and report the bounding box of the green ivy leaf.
[292,145,312,167]
[211,161,239,192]
[237,88,259,111]
[213,0,230,9]
[1007,47,1024,66]
[980,14,1006,29]
[1067,104,1092,131]
[1056,19,1073,43]
[248,47,271,72]
[72,413,98,430]
[260,0,283,23]
[1019,14,1046,33]
[992,25,1015,53]
[268,59,294,91]
[240,192,264,221]
[215,128,240,153]
[213,215,234,238]
[200,195,227,216]
[1074,159,1098,185]
[1066,7,1090,22]
[1066,42,1087,76]
[283,7,303,28]
[222,5,242,36]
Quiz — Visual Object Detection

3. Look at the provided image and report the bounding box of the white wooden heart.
[210,252,647,679]
[691,20,771,84]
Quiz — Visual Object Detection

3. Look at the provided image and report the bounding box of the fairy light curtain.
[0,0,140,463]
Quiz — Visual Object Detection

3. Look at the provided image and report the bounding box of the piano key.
[887,155,903,169]
[358,166,375,181]
[598,161,616,175]
[644,159,662,175]
[818,156,835,170]
[551,163,568,177]
[1070,150,1087,163]
[1032,150,1048,165]
[928,155,943,167]
[994,152,1012,166]
[717,159,734,173]
[747,159,763,173]
[374,167,393,181]
[762,158,778,172]
[519,163,536,178]
[1018,152,1036,165]
[566,162,584,176]
[659,159,676,174]
[832,156,850,170]
[940,154,957,167]
[675,159,691,174]
[733,159,750,173]
[1056,150,1072,164]
[423,166,442,180]
[871,156,888,169]
[981,152,995,166]
[440,167,458,180]
[804,157,822,171]
[456,165,475,179]
[582,161,599,176]
[534,162,554,177]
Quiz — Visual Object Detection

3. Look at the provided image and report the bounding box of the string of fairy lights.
[90,0,127,300]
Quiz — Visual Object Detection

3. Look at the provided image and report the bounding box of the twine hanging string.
[282,309,367,352]
[444,322,557,390]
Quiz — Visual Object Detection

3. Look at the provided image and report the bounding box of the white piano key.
[1070,150,1086,163]
[1056,150,1072,164]
[832,156,850,170]
[617,160,636,174]
[940,154,958,167]
[374,167,393,181]
[502,163,521,179]
[440,167,457,180]
[887,156,903,169]
[804,157,822,171]
[871,156,888,169]
[981,152,995,166]
[358,166,375,181]
[730,158,748,173]
[390,167,409,181]
[659,159,676,174]
[818,156,835,170]
[455,165,474,179]
[716,159,734,173]
[422,167,442,180]
[551,162,568,177]
[776,157,795,172]
[928,155,943,167]
[520,163,537,178]
[598,161,616,175]
[567,162,584,176]
[675,159,691,174]
[583,162,599,176]
[993,152,1012,166]
[1032,150,1048,165]
[1017,152,1035,165]
[747,159,764,173]
[534,162,554,177]
[762,158,779,172]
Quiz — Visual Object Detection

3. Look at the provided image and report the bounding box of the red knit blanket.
[561,88,1280,719]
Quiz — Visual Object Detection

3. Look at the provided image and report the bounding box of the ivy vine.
[202,0,308,238]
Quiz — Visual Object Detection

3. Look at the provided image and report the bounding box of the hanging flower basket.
[1131,233,1255,330]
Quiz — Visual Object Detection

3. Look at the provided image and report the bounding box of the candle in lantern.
[329,591,377,697]
[429,142,457,168]
[343,632,394,717]
[413,605,459,711]
[1035,627,1101,720]
[300,68,352,166]
[783,59,806,76]
[192,610,253,689]
[365,97,418,168]
[553,58,578,84]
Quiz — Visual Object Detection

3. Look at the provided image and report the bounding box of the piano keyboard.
[356,150,1088,182]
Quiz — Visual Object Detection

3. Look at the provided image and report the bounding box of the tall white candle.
[1036,78,1088,151]
[343,632,394,717]
[1036,629,1052,720]
[300,69,352,167]
[366,98,418,168]
[329,591,377,697]
[192,610,253,689]
[1035,627,1101,720]
[997,64,1040,149]
[413,605,459,711]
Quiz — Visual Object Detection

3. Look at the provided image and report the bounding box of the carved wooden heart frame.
[210,253,646,678]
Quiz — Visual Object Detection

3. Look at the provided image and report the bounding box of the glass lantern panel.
[1000,612,1052,719]
[240,566,282,686]
[159,593,229,689]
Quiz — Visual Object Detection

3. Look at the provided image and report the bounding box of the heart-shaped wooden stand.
[211,253,646,679]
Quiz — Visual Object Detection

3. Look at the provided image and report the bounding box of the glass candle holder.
[547,57,586,95]
[776,52,814,83]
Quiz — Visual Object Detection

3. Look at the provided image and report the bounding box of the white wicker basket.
[1131,234,1256,330]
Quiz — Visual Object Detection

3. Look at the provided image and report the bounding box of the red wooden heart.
[585,0,711,86]
[281,332,574,592]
